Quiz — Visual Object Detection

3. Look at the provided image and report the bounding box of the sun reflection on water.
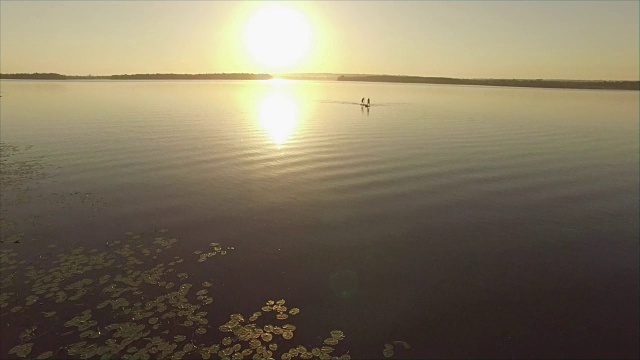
[258,91,300,147]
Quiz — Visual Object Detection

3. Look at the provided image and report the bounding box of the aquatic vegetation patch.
[8,343,33,358]
[0,144,47,187]
[0,142,413,358]
[0,213,16,234]
[0,229,364,359]
[50,191,109,210]
[383,340,412,358]
[0,143,49,205]
[196,242,235,263]
[1,143,109,249]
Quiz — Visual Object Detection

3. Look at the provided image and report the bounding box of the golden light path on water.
[257,84,301,147]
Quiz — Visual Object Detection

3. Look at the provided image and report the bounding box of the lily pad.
[35,351,54,359]
[8,343,33,358]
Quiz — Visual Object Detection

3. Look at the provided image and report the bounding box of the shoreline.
[0,73,272,81]
[1,73,638,91]
[337,75,639,91]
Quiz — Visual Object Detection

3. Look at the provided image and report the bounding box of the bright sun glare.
[258,92,299,146]
[245,5,312,71]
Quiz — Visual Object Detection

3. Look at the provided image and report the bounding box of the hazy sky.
[1,1,638,80]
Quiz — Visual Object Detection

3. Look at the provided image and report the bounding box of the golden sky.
[1,1,638,80]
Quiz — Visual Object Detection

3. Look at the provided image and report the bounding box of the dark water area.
[0,80,638,359]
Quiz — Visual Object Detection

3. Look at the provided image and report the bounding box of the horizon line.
[1,72,638,83]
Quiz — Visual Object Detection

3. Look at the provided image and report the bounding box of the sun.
[244,5,313,71]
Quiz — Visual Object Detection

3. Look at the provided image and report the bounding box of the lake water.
[0,80,638,358]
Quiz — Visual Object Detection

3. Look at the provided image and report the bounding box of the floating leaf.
[8,343,33,358]
[321,346,334,353]
[241,348,253,356]
[219,325,231,332]
[35,351,54,359]
[324,338,339,346]
[174,335,186,342]
[393,340,411,349]
[25,295,38,306]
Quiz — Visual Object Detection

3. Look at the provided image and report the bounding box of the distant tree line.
[108,73,272,80]
[2,73,637,90]
[0,72,69,80]
[337,75,639,91]
[0,73,273,80]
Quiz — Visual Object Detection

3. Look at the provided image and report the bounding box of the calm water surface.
[1,80,638,358]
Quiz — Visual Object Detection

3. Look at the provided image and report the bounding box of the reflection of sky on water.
[257,89,300,147]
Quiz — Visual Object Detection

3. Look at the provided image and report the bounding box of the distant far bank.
[337,75,639,91]
[0,73,272,81]
[1,72,638,91]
